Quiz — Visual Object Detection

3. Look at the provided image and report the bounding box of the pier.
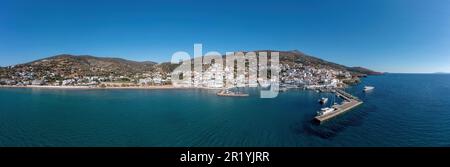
[314,89,363,123]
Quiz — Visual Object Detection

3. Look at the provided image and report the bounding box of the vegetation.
[0,51,380,86]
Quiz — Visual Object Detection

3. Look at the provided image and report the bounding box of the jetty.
[314,89,363,123]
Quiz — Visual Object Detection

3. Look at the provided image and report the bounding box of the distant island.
[0,50,382,89]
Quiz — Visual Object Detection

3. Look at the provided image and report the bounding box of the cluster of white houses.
[0,69,171,87]
[170,62,352,89]
[280,63,352,89]
[1,62,353,89]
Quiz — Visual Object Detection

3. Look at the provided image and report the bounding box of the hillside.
[0,51,380,86]
[15,54,158,77]
[273,50,382,75]
[221,50,380,76]
[348,67,383,75]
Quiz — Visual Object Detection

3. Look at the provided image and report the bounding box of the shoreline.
[0,85,343,91]
[0,84,350,91]
[0,85,193,90]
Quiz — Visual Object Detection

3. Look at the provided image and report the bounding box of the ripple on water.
[2,74,450,146]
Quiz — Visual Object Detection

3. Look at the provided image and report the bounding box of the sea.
[1,74,449,146]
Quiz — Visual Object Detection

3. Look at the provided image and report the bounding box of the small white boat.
[318,97,328,104]
[363,86,375,92]
[317,107,336,116]
[217,89,249,97]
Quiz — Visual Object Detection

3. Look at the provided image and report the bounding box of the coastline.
[0,84,345,91]
[0,85,190,90]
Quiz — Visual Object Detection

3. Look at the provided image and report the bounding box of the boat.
[258,80,271,88]
[217,89,249,97]
[285,85,298,89]
[363,86,375,92]
[318,97,328,104]
[279,87,288,92]
[316,107,336,116]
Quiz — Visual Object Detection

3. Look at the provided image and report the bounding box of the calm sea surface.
[1,74,450,146]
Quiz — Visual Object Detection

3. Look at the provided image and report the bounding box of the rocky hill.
[272,50,382,76]
[213,50,381,76]
[13,54,158,77]
[347,66,383,75]
[0,51,380,83]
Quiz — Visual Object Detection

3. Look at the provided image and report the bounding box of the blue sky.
[1,0,449,73]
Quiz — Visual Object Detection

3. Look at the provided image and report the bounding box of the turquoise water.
[1,74,450,146]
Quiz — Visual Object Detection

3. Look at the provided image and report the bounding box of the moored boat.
[318,97,328,104]
[363,86,375,92]
[217,89,249,97]
[317,107,336,116]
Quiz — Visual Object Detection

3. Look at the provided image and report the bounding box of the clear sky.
[1,0,449,73]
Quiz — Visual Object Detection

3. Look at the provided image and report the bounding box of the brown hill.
[3,51,380,79]
[16,54,157,77]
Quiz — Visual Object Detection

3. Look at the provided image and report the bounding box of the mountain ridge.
[0,50,381,85]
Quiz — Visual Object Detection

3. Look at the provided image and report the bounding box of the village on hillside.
[0,58,358,90]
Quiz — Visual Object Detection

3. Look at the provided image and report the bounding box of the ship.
[217,89,249,97]
[363,86,375,92]
[318,97,328,104]
[316,107,336,116]
[279,87,288,92]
